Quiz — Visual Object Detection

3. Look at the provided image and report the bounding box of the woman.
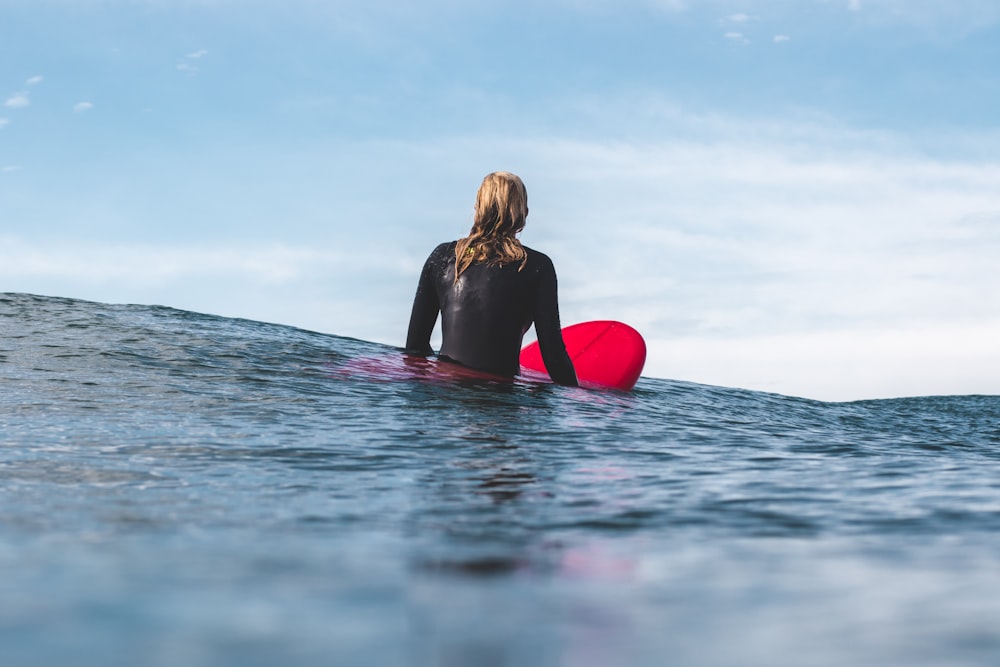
[405,172,578,386]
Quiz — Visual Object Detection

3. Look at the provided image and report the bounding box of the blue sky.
[3,0,999,400]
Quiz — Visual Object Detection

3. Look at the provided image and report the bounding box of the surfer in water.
[405,171,578,386]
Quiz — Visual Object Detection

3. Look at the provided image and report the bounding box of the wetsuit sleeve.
[405,251,440,355]
[533,256,578,386]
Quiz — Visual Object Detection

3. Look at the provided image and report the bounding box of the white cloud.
[537,138,1000,399]
[73,101,94,113]
[848,0,862,10]
[651,322,1000,400]
[773,34,791,42]
[724,31,749,44]
[725,13,755,23]
[0,117,9,128]
[0,242,354,284]
[0,240,420,344]
[4,92,30,108]
[177,49,209,73]
[26,75,43,85]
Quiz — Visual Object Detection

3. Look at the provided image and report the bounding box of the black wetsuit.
[405,241,578,386]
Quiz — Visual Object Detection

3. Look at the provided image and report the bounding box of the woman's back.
[404,172,577,386]
[407,241,573,381]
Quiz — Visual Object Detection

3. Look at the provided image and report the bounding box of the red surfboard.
[519,320,646,391]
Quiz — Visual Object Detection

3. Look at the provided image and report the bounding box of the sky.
[2,0,999,401]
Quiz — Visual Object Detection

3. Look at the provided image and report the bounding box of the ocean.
[2,292,999,667]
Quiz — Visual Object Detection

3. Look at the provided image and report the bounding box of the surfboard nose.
[519,320,646,391]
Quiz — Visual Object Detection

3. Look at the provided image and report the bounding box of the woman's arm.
[405,252,440,355]
[533,255,578,386]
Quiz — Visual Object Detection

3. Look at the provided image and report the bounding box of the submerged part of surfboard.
[519,320,646,391]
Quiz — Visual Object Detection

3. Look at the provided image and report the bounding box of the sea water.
[1,292,999,667]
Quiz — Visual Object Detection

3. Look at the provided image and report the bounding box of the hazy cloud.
[0,242,350,284]
[773,34,791,42]
[563,0,687,13]
[26,75,43,85]
[2,165,22,172]
[644,0,686,11]
[73,101,94,113]
[4,92,30,108]
[0,117,9,128]
[841,0,1000,39]
[725,13,756,23]
[177,48,208,74]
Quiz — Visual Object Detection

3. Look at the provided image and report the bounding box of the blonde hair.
[454,172,529,282]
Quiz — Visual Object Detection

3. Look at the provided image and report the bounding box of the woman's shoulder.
[428,241,457,258]
[522,245,555,270]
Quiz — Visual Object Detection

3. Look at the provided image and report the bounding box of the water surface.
[2,293,999,666]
